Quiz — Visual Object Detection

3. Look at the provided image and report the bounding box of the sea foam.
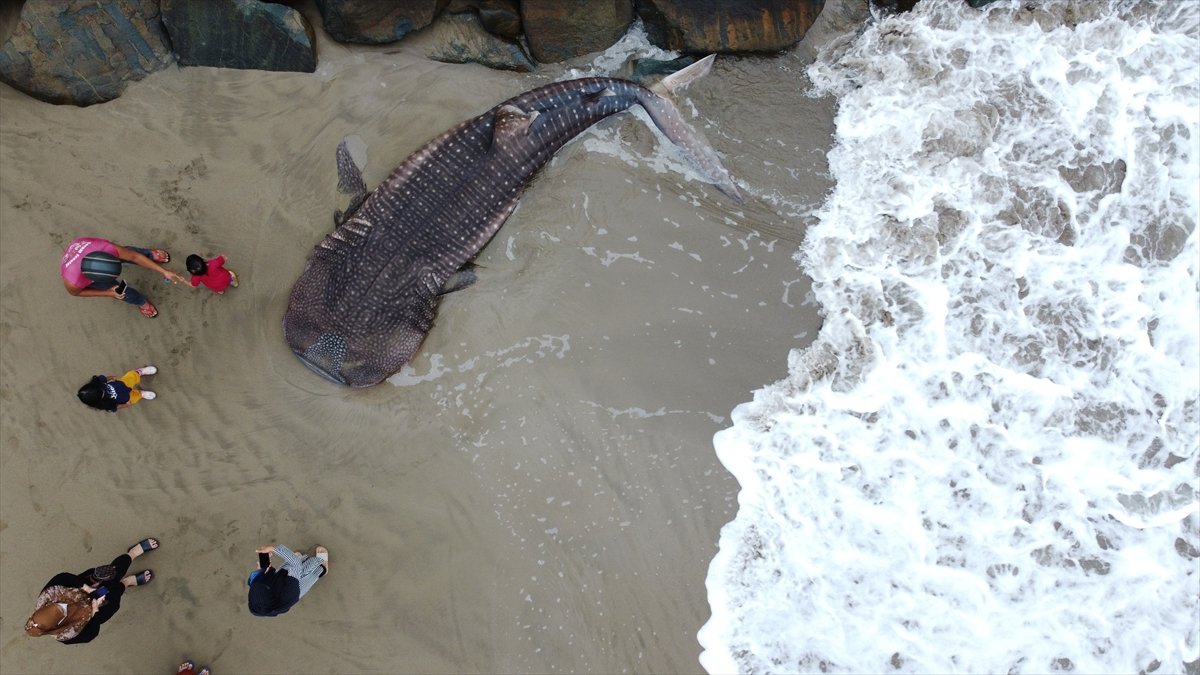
[700,1,1199,672]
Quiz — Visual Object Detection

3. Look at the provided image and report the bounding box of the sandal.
[139,301,158,318]
[150,249,170,263]
[128,537,159,557]
[124,570,153,586]
[178,661,195,673]
[315,545,329,572]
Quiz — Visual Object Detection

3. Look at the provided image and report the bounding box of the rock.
[636,0,823,53]
[446,0,522,40]
[314,0,447,45]
[0,0,173,106]
[521,0,634,63]
[792,0,869,64]
[161,0,316,72]
[418,12,536,72]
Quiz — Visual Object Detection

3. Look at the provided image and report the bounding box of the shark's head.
[283,259,430,388]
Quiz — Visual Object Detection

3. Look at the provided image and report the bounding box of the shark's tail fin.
[639,55,743,203]
[650,54,715,97]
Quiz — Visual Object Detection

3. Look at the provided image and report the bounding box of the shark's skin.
[284,76,740,388]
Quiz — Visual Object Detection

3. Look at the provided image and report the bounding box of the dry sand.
[0,17,833,674]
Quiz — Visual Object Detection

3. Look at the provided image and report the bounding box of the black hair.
[76,377,109,410]
[186,254,207,276]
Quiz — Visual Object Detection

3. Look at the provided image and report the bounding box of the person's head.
[186,254,207,276]
[247,570,300,617]
[25,603,69,637]
[76,377,110,410]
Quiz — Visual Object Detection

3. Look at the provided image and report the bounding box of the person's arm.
[63,278,121,299]
[112,244,186,285]
[255,544,276,569]
[213,255,226,267]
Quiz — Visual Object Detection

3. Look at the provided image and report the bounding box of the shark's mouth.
[295,333,348,385]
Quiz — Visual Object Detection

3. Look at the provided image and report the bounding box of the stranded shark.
[284,56,741,387]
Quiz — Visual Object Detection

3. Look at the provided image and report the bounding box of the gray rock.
[161,0,316,72]
[419,12,536,72]
[792,0,869,64]
[0,0,174,106]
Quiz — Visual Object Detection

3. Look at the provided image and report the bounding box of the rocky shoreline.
[0,0,827,106]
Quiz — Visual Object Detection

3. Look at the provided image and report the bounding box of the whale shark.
[284,56,741,387]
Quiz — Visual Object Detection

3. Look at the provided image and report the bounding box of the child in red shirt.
[186,254,240,294]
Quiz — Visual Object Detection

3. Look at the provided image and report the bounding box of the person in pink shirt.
[186,254,240,294]
[60,237,186,318]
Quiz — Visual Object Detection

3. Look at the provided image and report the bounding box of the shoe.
[229,269,239,288]
[137,365,157,376]
[140,391,157,400]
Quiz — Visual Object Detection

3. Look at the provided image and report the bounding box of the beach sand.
[0,14,834,673]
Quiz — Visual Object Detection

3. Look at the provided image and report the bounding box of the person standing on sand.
[77,365,159,412]
[60,236,187,318]
[186,253,239,294]
[247,544,329,617]
[25,537,159,644]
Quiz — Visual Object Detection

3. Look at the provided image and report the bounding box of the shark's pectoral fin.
[335,139,369,225]
[439,262,479,296]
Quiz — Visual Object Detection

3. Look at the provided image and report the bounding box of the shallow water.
[700,1,1199,673]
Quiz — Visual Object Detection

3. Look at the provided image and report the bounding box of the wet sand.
[0,14,834,674]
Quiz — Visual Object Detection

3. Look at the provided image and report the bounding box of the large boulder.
[521,0,633,63]
[420,11,536,72]
[161,0,316,72]
[636,0,823,53]
[0,0,174,106]
[314,0,447,44]
[446,0,522,40]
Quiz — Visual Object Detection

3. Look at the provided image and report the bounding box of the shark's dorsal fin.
[495,104,537,140]
[336,139,368,196]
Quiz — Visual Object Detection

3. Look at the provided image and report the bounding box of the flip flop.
[198,668,210,675]
[139,301,158,318]
[150,249,170,263]
[129,537,159,556]
[178,661,195,673]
